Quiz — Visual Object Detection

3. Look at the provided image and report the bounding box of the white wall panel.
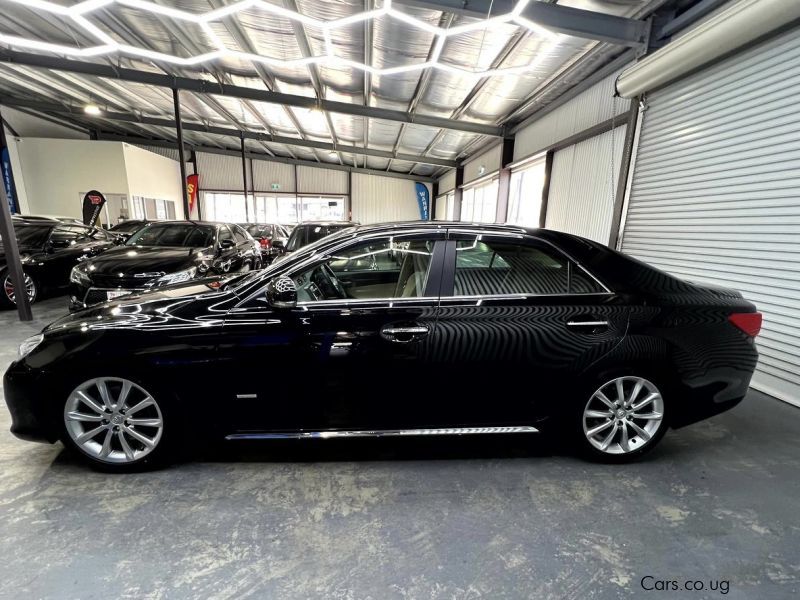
[351,174,427,224]
[134,145,180,161]
[546,126,625,244]
[252,160,295,192]
[438,169,456,194]
[196,152,251,191]
[464,144,502,184]
[620,28,800,405]
[514,68,630,162]
[297,165,348,194]
[122,145,184,218]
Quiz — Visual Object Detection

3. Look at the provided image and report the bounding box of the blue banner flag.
[414,182,430,221]
[1,147,18,214]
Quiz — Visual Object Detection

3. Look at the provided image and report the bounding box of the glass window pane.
[454,239,569,296]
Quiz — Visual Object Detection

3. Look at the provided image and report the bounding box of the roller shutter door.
[620,29,800,406]
[546,126,625,244]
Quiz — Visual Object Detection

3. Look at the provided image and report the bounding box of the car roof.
[296,221,359,227]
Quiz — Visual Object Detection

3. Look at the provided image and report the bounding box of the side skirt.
[225,426,539,441]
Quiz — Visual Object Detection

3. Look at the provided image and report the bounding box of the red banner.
[186,174,199,217]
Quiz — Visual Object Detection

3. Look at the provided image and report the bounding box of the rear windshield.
[1,224,53,248]
[126,223,214,248]
[245,225,271,237]
[286,224,351,252]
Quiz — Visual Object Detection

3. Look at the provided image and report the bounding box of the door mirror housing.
[266,276,297,309]
[220,238,236,249]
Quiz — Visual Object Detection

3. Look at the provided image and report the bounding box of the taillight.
[259,237,271,249]
[728,312,762,337]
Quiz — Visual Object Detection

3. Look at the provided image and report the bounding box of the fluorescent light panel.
[0,0,560,77]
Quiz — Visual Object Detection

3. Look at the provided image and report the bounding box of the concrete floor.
[0,297,798,600]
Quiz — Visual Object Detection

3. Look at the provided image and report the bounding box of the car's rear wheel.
[61,376,169,472]
[0,269,37,309]
[578,375,667,462]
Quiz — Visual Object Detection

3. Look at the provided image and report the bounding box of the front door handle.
[566,318,609,331]
[381,324,429,343]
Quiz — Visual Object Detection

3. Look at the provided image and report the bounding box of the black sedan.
[276,220,359,260]
[1,217,117,308]
[240,223,290,264]
[68,221,260,310]
[4,222,760,471]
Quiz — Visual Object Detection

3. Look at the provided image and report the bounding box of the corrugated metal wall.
[438,169,456,194]
[251,160,295,192]
[514,68,629,162]
[134,144,180,161]
[196,152,251,191]
[351,174,427,224]
[620,28,800,406]
[546,126,625,244]
[297,165,348,194]
[463,144,502,184]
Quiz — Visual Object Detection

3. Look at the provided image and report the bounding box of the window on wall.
[253,195,345,224]
[508,157,546,227]
[201,192,249,223]
[130,196,176,221]
[435,192,456,220]
[460,179,498,223]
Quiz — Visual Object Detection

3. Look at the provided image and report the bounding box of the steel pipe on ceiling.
[615,0,800,98]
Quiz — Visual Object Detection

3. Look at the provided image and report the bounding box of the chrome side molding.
[226,425,538,441]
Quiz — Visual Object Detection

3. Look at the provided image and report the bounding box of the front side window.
[291,237,437,302]
[454,238,604,296]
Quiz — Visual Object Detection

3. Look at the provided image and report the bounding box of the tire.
[0,268,38,309]
[59,375,173,472]
[572,372,669,463]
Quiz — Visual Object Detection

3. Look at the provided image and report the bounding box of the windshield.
[126,223,214,248]
[0,224,53,249]
[111,221,145,234]
[245,225,268,237]
[286,223,351,252]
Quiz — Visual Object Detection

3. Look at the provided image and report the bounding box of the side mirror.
[272,238,287,250]
[113,234,126,245]
[266,275,297,309]
[220,238,236,249]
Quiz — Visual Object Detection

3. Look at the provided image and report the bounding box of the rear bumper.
[3,363,59,443]
[670,367,754,428]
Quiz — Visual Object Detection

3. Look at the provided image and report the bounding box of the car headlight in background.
[146,266,197,288]
[70,265,90,285]
[18,334,44,359]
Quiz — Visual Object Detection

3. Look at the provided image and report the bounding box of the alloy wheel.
[64,377,163,464]
[582,376,665,455]
[3,273,36,304]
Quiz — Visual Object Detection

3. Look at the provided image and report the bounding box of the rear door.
[429,230,629,426]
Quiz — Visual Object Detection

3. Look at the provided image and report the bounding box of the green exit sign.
[270,183,281,191]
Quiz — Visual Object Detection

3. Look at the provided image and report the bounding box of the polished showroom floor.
[0,297,798,599]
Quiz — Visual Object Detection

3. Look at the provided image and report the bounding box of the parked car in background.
[5,222,761,471]
[239,223,290,265]
[0,217,117,308]
[275,220,358,261]
[18,215,84,225]
[68,221,261,310]
[108,219,151,241]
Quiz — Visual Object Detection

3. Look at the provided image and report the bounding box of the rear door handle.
[381,324,429,343]
[566,319,609,330]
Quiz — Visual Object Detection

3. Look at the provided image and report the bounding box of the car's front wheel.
[577,375,668,462]
[61,376,170,472]
[0,269,38,309]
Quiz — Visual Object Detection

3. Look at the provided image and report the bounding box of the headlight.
[146,266,197,288]
[18,334,43,359]
[70,265,90,285]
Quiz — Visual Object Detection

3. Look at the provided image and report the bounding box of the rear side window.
[233,226,249,243]
[454,239,605,296]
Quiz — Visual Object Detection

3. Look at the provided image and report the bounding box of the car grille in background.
[89,274,155,289]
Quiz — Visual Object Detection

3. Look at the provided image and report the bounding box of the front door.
[220,230,447,434]
[428,231,630,427]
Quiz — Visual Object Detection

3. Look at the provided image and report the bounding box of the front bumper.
[68,282,143,311]
[3,363,59,444]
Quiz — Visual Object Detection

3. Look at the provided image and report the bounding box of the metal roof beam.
[0,97,457,168]
[399,0,649,47]
[97,135,436,183]
[0,49,503,137]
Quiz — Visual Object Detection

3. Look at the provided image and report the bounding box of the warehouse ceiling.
[0,0,661,177]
